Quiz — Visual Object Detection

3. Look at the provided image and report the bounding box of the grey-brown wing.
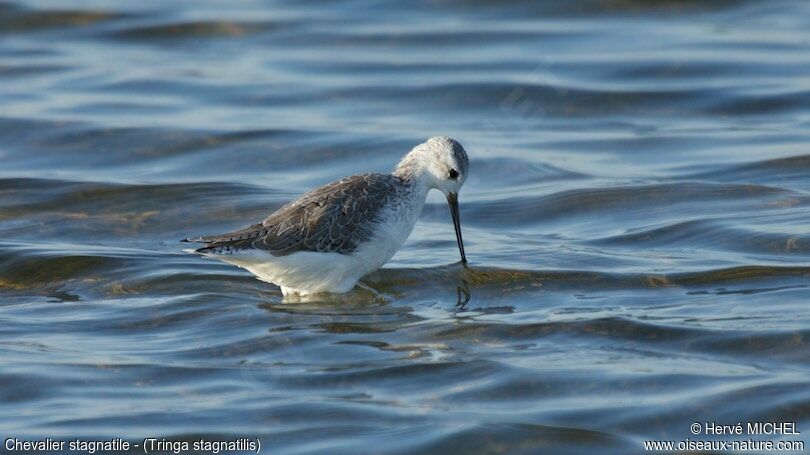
[187,174,402,256]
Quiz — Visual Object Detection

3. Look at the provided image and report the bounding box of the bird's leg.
[456,279,471,309]
[354,281,394,305]
[355,281,382,296]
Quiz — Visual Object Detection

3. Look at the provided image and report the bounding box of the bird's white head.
[394,136,470,263]
[394,136,470,195]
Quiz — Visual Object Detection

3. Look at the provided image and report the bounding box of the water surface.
[1,0,809,453]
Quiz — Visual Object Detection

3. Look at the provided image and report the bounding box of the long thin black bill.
[446,192,467,263]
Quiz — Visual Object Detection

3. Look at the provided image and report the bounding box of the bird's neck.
[393,150,434,198]
[393,150,421,179]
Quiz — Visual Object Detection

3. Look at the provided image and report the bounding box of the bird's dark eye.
[448,169,459,180]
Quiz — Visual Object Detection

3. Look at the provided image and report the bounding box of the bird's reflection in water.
[261,287,393,312]
[456,278,471,309]
[255,262,522,317]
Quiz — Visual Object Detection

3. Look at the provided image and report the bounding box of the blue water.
[1,0,809,453]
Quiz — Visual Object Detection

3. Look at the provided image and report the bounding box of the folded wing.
[185,174,401,256]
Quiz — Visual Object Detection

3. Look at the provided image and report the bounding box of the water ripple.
[1,0,809,452]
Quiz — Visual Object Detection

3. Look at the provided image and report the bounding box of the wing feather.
[186,174,402,256]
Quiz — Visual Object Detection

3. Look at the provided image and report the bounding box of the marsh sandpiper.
[184,136,469,296]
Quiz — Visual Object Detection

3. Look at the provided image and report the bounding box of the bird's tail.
[181,222,265,254]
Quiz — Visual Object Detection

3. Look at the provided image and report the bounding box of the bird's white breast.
[350,185,427,274]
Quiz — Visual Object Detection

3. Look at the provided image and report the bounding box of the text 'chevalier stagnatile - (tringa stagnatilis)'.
[183,137,469,296]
